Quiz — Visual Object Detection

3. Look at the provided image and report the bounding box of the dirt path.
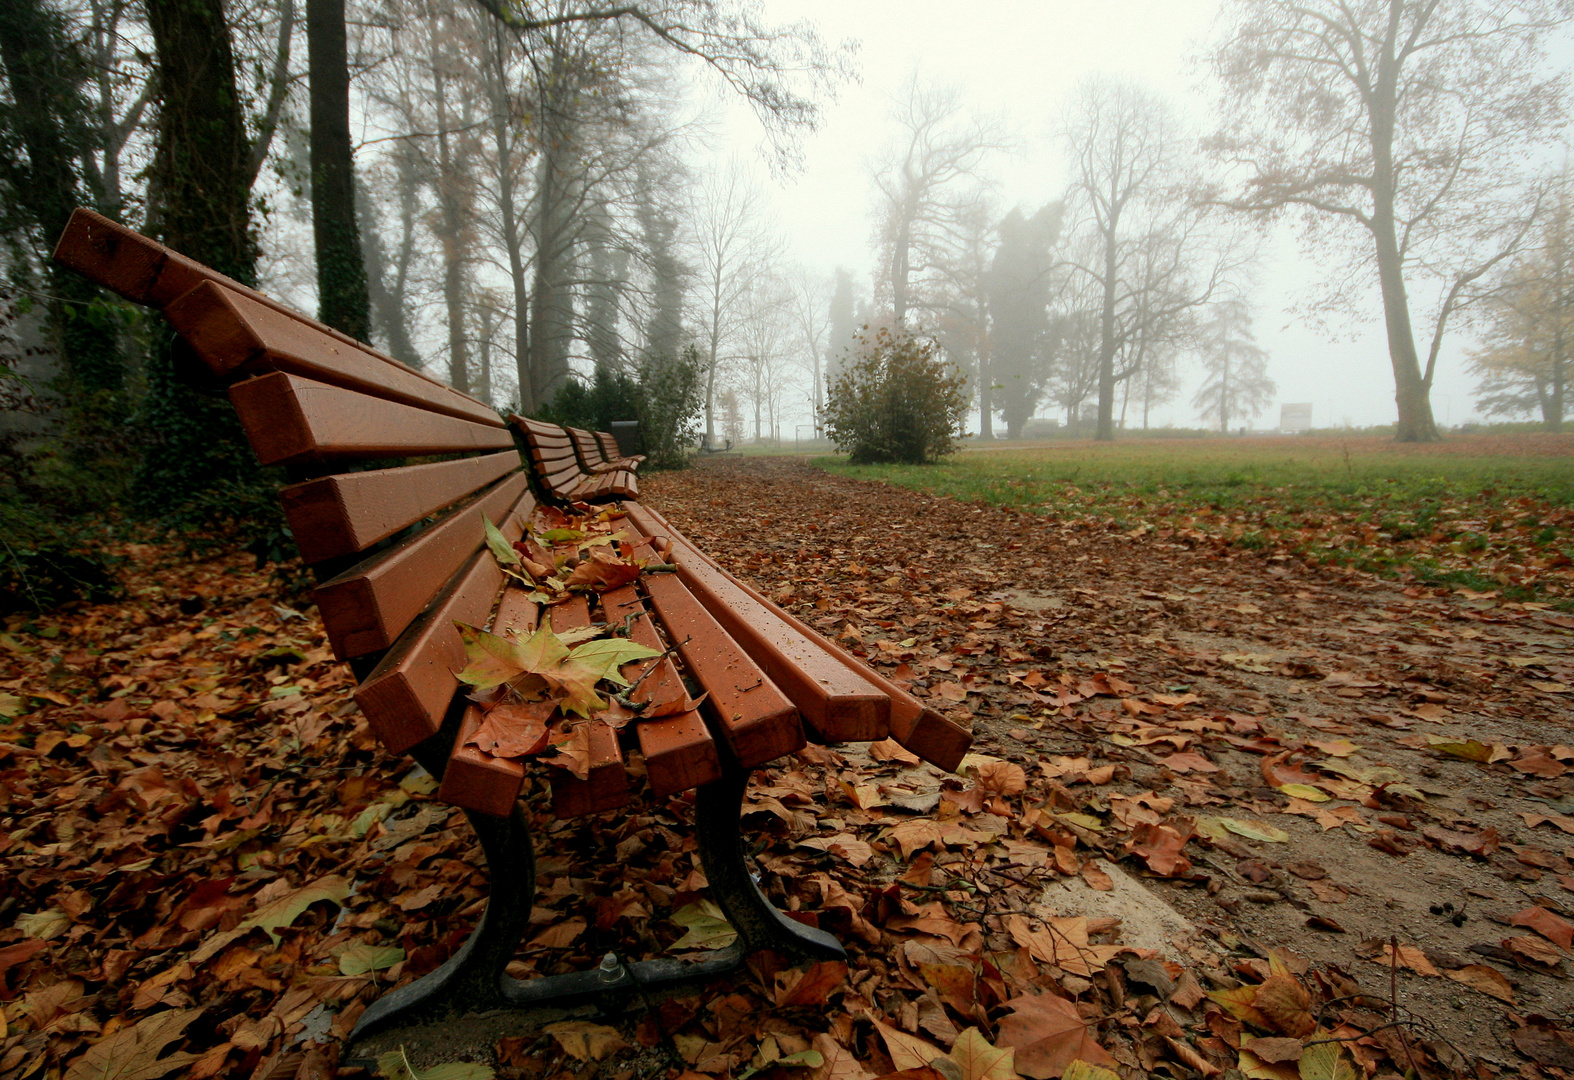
[647,455,1574,1068]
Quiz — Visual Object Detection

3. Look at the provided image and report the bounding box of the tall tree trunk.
[357,177,420,367]
[1368,34,1437,443]
[428,29,470,393]
[307,0,370,340]
[140,0,264,517]
[529,122,576,407]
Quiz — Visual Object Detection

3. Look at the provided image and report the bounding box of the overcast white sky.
[707,0,1506,431]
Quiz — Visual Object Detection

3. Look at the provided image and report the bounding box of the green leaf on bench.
[456,618,659,719]
[669,899,737,951]
[565,637,663,688]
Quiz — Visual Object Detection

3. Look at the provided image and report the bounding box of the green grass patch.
[814,436,1574,604]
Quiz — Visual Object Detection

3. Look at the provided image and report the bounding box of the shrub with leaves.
[823,329,968,464]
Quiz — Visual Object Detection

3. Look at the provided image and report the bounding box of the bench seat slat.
[317,473,534,659]
[282,452,522,564]
[601,583,720,796]
[635,503,971,771]
[230,372,516,465]
[545,596,630,818]
[623,505,888,742]
[596,431,644,469]
[437,586,539,814]
[636,548,804,767]
[166,281,503,428]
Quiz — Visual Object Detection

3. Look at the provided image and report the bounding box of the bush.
[537,348,703,470]
[637,347,703,470]
[0,497,121,613]
[823,330,968,464]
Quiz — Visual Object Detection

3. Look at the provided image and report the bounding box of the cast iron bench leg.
[349,753,843,1045]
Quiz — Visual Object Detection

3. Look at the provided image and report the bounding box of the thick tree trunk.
[307,0,370,341]
[529,128,576,407]
[429,36,470,394]
[140,0,263,516]
[1094,221,1119,442]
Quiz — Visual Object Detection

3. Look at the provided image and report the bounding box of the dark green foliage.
[0,497,121,613]
[540,365,642,432]
[536,348,703,470]
[637,347,704,470]
[0,0,131,441]
[824,330,968,465]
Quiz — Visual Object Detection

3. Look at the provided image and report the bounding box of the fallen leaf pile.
[1,453,1572,1079]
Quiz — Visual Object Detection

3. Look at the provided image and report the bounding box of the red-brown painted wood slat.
[544,596,630,817]
[636,554,804,768]
[623,504,887,742]
[600,583,720,796]
[436,586,540,815]
[317,473,534,659]
[228,372,516,466]
[634,503,971,771]
[165,281,503,427]
[281,452,521,564]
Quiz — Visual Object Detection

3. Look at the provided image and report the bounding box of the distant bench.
[53,208,971,1041]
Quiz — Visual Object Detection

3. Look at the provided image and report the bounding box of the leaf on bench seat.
[466,700,555,758]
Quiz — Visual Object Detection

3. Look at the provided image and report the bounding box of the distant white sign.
[1280,403,1313,433]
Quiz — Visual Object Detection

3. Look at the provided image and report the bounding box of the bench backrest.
[54,208,534,764]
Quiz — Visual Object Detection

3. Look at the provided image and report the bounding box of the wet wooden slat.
[634,504,971,771]
[317,473,534,659]
[436,586,540,815]
[281,452,521,564]
[353,512,529,755]
[623,505,887,742]
[636,551,804,768]
[601,583,720,796]
[165,281,503,427]
[228,372,516,466]
[545,596,630,817]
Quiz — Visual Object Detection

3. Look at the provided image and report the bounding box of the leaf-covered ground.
[3,450,1574,1080]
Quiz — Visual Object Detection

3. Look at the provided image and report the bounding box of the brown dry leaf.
[63,1007,205,1080]
[1506,934,1567,966]
[1255,975,1315,1037]
[774,960,848,1007]
[1370,942,1440,977]
[544,1020,627,1062]
[544,722,595,780]
[871,1018,947,1072]
[564,548,642,592]
[975,760,1028,795]
[870,738,923,765]
[1444,964,1515,1003]
[1241,1037,1303,1064]
[1079,863,1113,892]
[467,700,554,757]
[809,1033,876,1080]
[996,994,1116,1079]
[1511,906,1574,950]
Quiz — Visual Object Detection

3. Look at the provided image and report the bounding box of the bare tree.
[1060,76,1243,441]
[871,74,1004,331]
[1205,0,1572,441]
[687,163,778,445]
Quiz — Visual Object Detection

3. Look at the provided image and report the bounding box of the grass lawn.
[815,433,1574,604]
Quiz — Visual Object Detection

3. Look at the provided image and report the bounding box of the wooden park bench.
[52,208,972,1042]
